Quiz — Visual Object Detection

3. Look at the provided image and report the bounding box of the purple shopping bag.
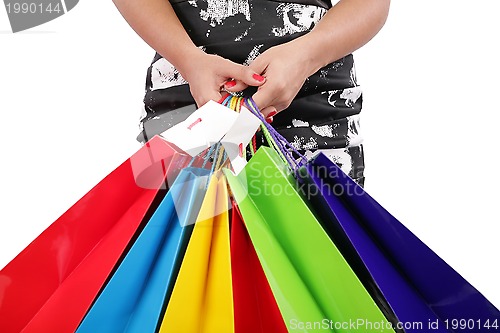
[298,152,500,333]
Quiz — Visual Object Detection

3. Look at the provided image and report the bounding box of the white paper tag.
[160,100,239,156]
[221,106,262,174]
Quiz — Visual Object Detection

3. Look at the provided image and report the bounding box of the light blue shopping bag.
[76,167,210,333]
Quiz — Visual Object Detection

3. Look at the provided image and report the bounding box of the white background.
[1,0,499,310]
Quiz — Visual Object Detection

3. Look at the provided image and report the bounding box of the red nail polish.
[253,74,265,82]
[266,117,274,124]
[267,111,278,118]
[225,80,236,88]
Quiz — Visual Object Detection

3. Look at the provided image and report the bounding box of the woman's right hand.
[112,0,265,108]
[178,48,266,108]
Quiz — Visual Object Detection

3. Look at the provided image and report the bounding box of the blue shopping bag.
[300,152,500,332]
[76,167,210,333]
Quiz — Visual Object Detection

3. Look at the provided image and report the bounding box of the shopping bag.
[224,146,396,333]
[0,136,189,333]
[302,152,500,332]
[159,173,234,333]
[230,202,288,333]
[76,167,210,333]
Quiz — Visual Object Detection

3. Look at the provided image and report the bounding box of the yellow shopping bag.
[159,173,234,333]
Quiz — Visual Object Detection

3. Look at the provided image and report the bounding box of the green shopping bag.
[224,146,395,333]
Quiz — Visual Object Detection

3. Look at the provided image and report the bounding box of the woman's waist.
[146,51,360,107]
[144,80,362,123]
[170,0,329,60]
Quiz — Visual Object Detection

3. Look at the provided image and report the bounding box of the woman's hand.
[179,48,266,108]
[224,39,320,119]
[250,40,320,119]
[112,0,266,108]
[223,0,390,119]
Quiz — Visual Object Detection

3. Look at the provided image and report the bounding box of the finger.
[252,89,278,114]
[223,63,266,87]
[206,91,223,105]
[192,90,223,108]
[260,106,278,119]
[248,55,268,77]
[223,79,249,92]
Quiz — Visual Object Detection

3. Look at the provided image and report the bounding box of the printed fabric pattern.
[138,0,365,185]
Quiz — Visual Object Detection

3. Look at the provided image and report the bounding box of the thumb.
[223,63,266,91]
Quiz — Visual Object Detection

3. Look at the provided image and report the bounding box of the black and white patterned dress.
[137,0,365,186]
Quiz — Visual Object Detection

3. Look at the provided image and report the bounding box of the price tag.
[222,106,262,175]
[160,100,239,156]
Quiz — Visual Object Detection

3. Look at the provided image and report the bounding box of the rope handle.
[243,97,307,171]
[217,94,307,172]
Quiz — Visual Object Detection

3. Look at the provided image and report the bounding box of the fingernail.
[266,117,274,124]
[253,74,265,82]
[267,111,278,118]
[225,80,236,88]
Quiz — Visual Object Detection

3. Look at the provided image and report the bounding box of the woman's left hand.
[224,39,319,119]
[224,0,391,121]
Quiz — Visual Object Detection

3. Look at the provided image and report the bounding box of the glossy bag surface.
[76,167,210,333]
[159,174,234,333]
[225,147,395,333]
[230,203,288,333]
[0,136,189,333]
[305,152,500,332]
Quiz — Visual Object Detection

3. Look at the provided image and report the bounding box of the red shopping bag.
[0,136,189,333]
[230,202,288,333]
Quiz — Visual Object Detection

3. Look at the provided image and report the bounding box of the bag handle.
[243,97,308,171]
[217,94,307,172]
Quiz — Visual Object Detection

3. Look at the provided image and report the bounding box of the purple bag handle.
[244,97,308,171]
